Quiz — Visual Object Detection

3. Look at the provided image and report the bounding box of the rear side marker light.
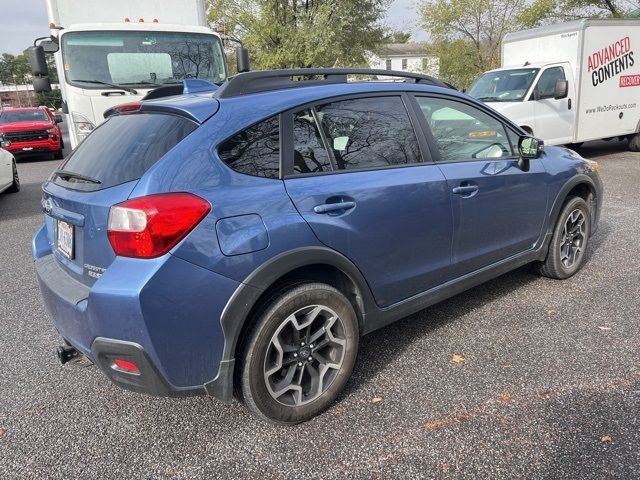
[108,193,211,259]
[113,359,140,374]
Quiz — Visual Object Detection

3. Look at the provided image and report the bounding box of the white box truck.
[468,19,640,151]
[30,0,230,148]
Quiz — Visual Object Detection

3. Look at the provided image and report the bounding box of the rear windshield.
[54,113,196,190]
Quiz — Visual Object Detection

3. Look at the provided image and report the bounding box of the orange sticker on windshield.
[468,130,497,138]
[64,64,70,71]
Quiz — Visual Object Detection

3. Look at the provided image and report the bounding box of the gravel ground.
[0,141,638,479]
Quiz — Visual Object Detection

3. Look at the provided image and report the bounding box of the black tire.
[54,149,64,160]
[629,133,640,152]
[533,196,590,279]
[239,282,359,424]
[566,142,583,149]
[7,161,20,193]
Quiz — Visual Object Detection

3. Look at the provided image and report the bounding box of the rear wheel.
[54,149,64,160]
[533,196,590,279]
[7,161,20,193]
[239,282,359,424]
[629,133,640,152]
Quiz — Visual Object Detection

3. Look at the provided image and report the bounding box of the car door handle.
[313,201,356,214]
[452,185,479,195]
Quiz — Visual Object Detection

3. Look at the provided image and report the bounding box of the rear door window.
[55,113,196,190]
[315,96,421,171]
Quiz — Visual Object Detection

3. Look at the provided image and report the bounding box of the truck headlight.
[71,112,95,141]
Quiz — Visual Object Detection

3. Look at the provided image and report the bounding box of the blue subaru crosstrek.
[33,69,603,424]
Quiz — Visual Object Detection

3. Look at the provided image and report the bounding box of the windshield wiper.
[53,170,102,185]
[120,81,162,88]
[71,79,138,94]
[475,96,503,102]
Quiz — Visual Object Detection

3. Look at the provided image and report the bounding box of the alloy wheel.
[263,305,347,406]
[560,209,586,268]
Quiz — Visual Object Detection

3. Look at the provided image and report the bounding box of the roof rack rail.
[216,68,452,98]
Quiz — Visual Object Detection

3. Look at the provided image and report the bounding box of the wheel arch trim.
[218,247,377,363]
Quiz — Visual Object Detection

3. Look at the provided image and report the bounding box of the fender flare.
[217,246,377,363]
[546,174,597,239]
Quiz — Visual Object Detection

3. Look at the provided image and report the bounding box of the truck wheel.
[533,196,590,279]
[54,150,64,160]
[7,161,20,193]
[239,282,359,424]
[566,142,583,149]
[629,133,640,152]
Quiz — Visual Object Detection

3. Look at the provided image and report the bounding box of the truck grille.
[4,129,49,142]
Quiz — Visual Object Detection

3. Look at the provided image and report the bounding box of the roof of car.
[136,70,464,124]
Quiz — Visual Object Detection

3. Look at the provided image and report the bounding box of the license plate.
[57,220,74,259]
[22,147,33,151]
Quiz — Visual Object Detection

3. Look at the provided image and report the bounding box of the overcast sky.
[0,0,426,55]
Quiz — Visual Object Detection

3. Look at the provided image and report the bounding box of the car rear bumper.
[33,224,240,401]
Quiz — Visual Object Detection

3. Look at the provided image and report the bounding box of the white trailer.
[468,19,640,150]
[33,0,228,148]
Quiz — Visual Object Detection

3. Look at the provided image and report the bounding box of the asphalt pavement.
[0,140,638,479]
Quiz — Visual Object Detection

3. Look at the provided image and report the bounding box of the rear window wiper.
[70,79,138,94]
[53,170,102,185]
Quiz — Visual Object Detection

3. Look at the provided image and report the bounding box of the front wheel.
[239,282,359,424]
[533,196,591,279]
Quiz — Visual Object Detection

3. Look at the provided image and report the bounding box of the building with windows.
[369,42,439,78]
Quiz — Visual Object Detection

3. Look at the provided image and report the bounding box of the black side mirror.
[554,79,568,99]
[236,47,250,73]
[55,114,63,124]
[40,39,59,54]
[28,45,52,93]
[518,135,544,159]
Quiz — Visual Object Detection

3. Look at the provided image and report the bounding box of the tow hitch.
[56,345,79,365]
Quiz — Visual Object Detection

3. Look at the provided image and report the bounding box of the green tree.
[385,31,412,43]
[0,53,31,85]
[208,0,390,69]
[522,0,637,25]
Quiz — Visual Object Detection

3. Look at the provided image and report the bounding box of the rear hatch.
[42,112,197,286]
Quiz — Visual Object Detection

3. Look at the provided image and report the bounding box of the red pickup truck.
[0,106,64,159]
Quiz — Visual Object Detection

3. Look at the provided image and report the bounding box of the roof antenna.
[523,61,530,66]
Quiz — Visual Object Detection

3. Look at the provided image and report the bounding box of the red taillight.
[113,358,140,374]
[107,193,211,258]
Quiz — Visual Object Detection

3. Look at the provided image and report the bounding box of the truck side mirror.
[55,114,63,124]
[554,79,568,99]
[28,45,52,93]
[236,47,250,73]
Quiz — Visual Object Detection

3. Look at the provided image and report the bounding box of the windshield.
[61,31,226,88]
[0,110,48,124]
[468,68,539,102]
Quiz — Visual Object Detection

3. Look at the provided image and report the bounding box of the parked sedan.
[0,137,20,194]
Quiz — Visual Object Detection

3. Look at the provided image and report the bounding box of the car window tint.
[293,109,332,174]
[55,113,196,190]
[416,97,513,162]
[218,116,280,179]
[535,67,565,99]
[315,96,420,171]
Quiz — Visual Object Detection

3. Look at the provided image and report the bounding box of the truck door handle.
[313,201,356,214]
[452,185,479,196]
[568,98,572,110]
